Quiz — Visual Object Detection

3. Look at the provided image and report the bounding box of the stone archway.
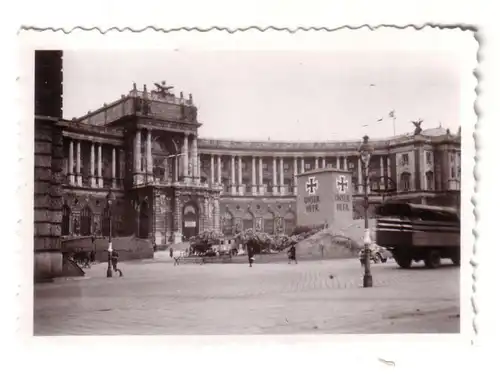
[182,202,199,240]
[222,209,234,236]
[263,210,275,234]
[243,210,254,231]
[80,205,92,236]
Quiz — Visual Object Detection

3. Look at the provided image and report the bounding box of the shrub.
[189,230,225,253]
[291,224,324,237]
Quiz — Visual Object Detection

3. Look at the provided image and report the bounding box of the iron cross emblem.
[306,177,319,195]
[336,175,349,193]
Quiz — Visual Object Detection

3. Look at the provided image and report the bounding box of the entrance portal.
[182,203,199,240]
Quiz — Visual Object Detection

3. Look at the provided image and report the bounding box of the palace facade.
[53,81,461,249]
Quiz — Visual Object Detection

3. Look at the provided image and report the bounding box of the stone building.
[34,50,64,280]
[57,80,461,250]
[33,51,462,280]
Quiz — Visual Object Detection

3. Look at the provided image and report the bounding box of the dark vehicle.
[375,202,460,269]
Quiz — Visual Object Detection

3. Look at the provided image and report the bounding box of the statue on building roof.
[411,119,423,135]
[153,80,174,98]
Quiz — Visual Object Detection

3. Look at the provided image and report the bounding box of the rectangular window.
[284,163,290,172]
[305,163,311,171]
[263,163,269,171]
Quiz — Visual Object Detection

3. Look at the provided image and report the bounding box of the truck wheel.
[395,256,412,269]
[425,250,441,269]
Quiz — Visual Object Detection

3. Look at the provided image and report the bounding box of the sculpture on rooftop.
[411,119,423,135]
[152,80,174,98]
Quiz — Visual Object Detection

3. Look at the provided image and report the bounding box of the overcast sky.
[62,30,472,141]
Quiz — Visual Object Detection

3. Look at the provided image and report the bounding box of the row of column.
[356,155,392,194]
[67,139,119,188]
[133,129,200,185]
[206,154,350,196]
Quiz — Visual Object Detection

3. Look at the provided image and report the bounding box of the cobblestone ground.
[34,256,460,335]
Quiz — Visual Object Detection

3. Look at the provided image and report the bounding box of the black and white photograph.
[29,28,475,336]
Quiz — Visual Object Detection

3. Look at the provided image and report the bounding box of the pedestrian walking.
[247,241,255,267]
[288,243,298,264]
[169,247,174,259]
[111,250,123,277]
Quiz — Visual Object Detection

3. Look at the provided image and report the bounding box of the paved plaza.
[34,255,460,335]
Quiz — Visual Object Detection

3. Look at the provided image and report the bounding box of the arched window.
[222,210,234,236]
[153,157,167,182]
[400,172,411,192]
[426,171,434,191]
[62,205,71,236]
[80,206,92,236]
[243,210,254,231]
[263,211,275,234]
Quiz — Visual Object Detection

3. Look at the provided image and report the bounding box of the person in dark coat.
[288,243,297,264]
[247,241,255,267]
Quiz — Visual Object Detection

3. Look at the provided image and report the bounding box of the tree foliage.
[234,229,297,253]
[189,230,224,253]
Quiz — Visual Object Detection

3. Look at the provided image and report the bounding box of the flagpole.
[392,116,396,136]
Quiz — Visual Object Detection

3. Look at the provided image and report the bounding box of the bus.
[375,202,460,269]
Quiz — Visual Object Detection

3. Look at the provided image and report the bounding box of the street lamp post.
[358,135,374,288]
[106,189,116,278]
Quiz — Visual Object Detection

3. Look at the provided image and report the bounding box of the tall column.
[112,147,117,188]
[213,199,220,232]
[293,157,298,195]
[146,129,153,183]
[97,143,103,188]
[210,154,215,185]
[174,156,179,182]
[258,157,263,195]
[300,158,305,173]
[238,156,243,195]
[87,143,94,187]
[315,157,319,169]
[272,157,278,194]
[343,157,347,171]
[183,133,189,182]
[336,156,340,170]
[134,130,141,185]
[217,155,222,184]
[279,157,284,195]
[230,155,236,194]
[380,155,385,190]
[192,135,198,182]
[387,156,392,180]
[68,140,74,185]
[76,141,82,186]
[251,156,256,194]
[357,158,363,194]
